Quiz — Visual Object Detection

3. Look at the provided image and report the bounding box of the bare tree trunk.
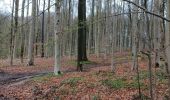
[144,0,153,99]
[21,0,26,63]
[46,0,51,58]
[131,0,139,71]
[9,0,15,66]
[41,0,45,58]
[35,0,40,57]
[28,0,36,66]
[13,0,19,61]
[54,0,62,75]
[166,0,170,97]
[95,0,101,58]
[68,0,72,58]
[25,0,30,56]
[89,0,95,54]
[77,0,87,71]
[82,0,88,61]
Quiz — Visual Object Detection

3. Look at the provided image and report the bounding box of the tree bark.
[131,0,138,71]
[28,0,36,66]
[20,0,26,63]
[41,0,45,58]
[77,0,88,71]
[166,0,170,97]
[46,0,51,58]
[9,0,15,66]
[54,0,62,75]
[82,0,88,61]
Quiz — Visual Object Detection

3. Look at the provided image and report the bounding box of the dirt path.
[0,70,52,86]
[0,63,100,86]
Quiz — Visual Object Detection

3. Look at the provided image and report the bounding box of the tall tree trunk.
[77,0,87,71]
[95,0,101,57]
[68,0,72,58]
[144,0,153,99]
[54,0,62,75]
[13,0,19,61]
[166,0,170,97]
[20,0,26,63]
[35,0,40,56]
[46,0,51,57]
[28,0,36,66]
[89,0,95,54]
[25,0,30,56]
[41,0,45,57]
[104,0,108,59]
[78,0,83,71]
[131,0,139,71]
[9,0,15,66]
[82,0,88,61]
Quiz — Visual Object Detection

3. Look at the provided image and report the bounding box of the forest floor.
[0,52,168,100]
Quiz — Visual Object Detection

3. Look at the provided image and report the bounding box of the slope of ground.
[0,54,168,100]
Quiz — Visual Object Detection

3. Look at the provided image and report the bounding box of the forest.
[0,0,170,99]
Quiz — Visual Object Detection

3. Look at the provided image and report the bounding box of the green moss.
[155,71,168,83]
[32,73,62,82]
[127,81,146,89]
[67,60,77,66]
[94,71,115,78]
[80,61,96,65]
[67,60,96,66]
[101,78,126,89]
[92,94,101,100]
[133,71,149,81]
[60,77,83,87]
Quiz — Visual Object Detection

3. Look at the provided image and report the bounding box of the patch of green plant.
[156,71,168,82]
[132,94,151,100]
[80,61,96,65]
[32,73,55,82]
[67,60,77,66]
[133,70,168,83]
[127,81,146,89]
[60,77,83,87]
[105,72,115,78]
[94,71,115,78]
[134,71,149,81]
[53,96,60,100]
[92,94,101,100]
[101,78,126,89]
[113,56,132,61]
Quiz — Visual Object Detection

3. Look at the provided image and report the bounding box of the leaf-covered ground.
[0,53,168,100]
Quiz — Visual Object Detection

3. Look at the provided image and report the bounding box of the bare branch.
[123,0,170,22]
